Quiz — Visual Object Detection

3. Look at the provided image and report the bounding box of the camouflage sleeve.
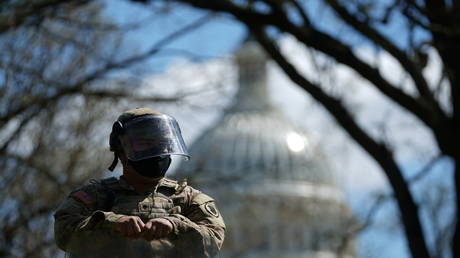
[165,188,226,258]
[53,184,124,252]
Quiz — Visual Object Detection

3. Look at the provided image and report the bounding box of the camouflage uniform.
[54,177,225,258]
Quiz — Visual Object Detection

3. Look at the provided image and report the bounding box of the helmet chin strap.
[108,152,118,171]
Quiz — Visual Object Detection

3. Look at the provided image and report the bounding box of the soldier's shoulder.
[67,178,117,205]
[67,183,99,206]
[70,179,102,193]
[99,176,121,189]
[175,180,217,204]
[180,184,223,221]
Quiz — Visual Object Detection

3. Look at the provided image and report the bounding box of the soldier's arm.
[53,185,124,252]
[165,188,226,258]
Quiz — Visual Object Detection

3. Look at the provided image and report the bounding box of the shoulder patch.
[204,202,220,218]
[71,190,95,205]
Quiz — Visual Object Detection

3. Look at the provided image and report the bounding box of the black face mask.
[128,156,171,178]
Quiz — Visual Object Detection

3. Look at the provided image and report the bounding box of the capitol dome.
[175,39,355,258]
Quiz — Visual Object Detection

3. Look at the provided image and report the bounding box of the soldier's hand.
[114,216,145,238]
[141,218,173,241]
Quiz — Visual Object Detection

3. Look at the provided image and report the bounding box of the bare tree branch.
[250,25,430,258]
[0,13,214,125]
[174,0,452,157]
[408,154,443,183]
[324,0,439,108]
[0,0,88,33]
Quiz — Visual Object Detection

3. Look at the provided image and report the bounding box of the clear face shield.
[115,114,190,161]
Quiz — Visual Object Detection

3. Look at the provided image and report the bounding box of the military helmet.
[108,108,189,171]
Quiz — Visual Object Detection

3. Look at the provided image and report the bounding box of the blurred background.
[0,0,458,258]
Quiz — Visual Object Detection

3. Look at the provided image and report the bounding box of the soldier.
[54,108,225,258]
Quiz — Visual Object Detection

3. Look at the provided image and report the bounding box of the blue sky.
[103,0,246,72]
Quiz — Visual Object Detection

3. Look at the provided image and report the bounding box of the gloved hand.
[114,216,145,239]
[140,218,174,241]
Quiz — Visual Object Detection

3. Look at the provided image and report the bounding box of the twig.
[408,154,443,183]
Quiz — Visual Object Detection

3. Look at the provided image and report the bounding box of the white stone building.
[176,40,355,258]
